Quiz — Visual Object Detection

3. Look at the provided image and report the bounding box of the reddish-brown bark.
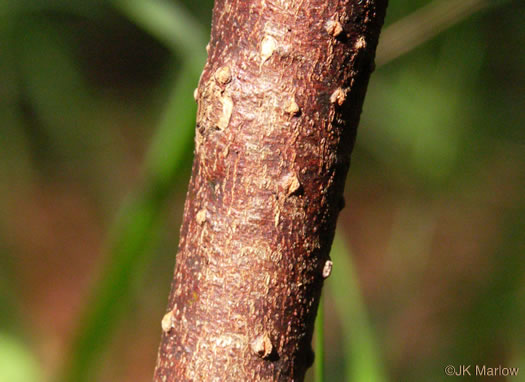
[154,0,387,380]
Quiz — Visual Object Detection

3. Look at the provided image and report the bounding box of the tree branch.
[153,0,388,380]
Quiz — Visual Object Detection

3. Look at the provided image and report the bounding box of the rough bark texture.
[154,0,387,380]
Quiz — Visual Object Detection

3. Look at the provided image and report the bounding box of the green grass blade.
[328,231,387,382]
[314,296,325,382]
[56,1,208,380]
[112,0,207,64]
[57,190,163,382]
[57,62,200,382]
[376,0,513,67]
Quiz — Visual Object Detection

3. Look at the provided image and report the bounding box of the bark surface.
[154,0,387,380]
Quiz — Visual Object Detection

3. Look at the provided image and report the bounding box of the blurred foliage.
[329,233,387,382]
[0,0,523,381]
[0,333,41,382]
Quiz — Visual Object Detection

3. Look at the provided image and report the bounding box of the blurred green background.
[0,0,523,381]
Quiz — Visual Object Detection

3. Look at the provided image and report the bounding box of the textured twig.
[154,0,388,380]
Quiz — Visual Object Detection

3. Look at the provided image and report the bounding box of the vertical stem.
[153,1,388,380]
